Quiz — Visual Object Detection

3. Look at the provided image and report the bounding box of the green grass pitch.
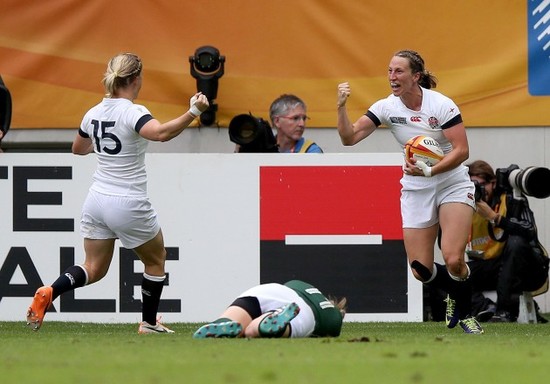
[1,321,550,383]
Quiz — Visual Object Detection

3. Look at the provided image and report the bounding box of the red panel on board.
[260,166,403,241]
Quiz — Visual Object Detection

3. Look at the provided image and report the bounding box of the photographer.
[269,94,322,153]
[467,160,549,322]
[230,94,322,153]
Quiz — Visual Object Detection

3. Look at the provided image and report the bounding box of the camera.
[228,113,279,153]
[473,180,486,202]
[189,46,225,126]
[496,164,550,199]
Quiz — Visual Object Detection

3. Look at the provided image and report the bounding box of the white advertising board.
[0,153,422,323]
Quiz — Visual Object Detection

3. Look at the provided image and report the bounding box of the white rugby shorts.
[238,283,315,338]
[80,189,161,249]
[400,165,475,228]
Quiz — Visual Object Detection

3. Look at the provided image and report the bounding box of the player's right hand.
[337,82,351,108]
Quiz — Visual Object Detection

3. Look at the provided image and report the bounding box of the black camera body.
[228,114,279,153]
[495,164,550,199]
[473,180,486,202]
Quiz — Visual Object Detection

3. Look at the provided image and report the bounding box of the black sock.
[51,265,88,300]
[424,263,454,293]
[141,274,165,325]
[454,278,473,319]
[425,263,472,318]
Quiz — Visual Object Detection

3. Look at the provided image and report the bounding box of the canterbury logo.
[410,116,421,122]
[65,273,75,286]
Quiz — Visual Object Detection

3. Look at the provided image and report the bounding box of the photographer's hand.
[476,200,500,224]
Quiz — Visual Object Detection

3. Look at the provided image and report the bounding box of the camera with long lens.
[496,164,550,199]
[473,180,486,202]
[228,113,279,153]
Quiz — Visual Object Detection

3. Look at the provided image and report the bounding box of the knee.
[410,270,423,282]
[410,260,433,282]
[445,257,469,279]
[142,248,167,268]
[445,260,460,276]
[82,263,107,284]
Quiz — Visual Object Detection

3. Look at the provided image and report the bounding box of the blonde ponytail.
[102,53,142,97]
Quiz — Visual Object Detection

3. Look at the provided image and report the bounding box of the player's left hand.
[415,160,432,177]
[188,92,209,116]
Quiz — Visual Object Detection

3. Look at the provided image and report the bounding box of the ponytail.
[395,50,438,89]
[102,53,142,97]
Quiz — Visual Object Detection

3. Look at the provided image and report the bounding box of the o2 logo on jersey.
[92,120,122,154]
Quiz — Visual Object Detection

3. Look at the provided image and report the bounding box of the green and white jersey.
[284,280,343,337]
[236,280,343,338]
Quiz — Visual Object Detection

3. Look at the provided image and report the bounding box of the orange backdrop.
[0,0,548,128]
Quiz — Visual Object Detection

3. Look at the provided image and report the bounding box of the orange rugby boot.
[26,286,53,331]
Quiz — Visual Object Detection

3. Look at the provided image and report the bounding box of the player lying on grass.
[193,280,347,338]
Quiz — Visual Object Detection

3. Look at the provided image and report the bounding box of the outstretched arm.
[139,92,209,142]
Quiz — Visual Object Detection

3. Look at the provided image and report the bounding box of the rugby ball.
[404,135,444,166]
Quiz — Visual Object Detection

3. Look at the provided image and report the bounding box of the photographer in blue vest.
[230,94,322,153]
[270,94,322,153]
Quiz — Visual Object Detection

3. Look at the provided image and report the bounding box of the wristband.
[188,104,202,117]
[423,166,432,177]
[415,160,432,177]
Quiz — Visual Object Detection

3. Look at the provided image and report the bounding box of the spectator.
[193,280,346,338]
[25,52,209,333]
[336,49,482,334]
[467,160,549,322]
[269,94,322,153]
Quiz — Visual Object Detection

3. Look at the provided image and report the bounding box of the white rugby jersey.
[238,283,316,338]
[79,98,153,197]
[367,87,462,155]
